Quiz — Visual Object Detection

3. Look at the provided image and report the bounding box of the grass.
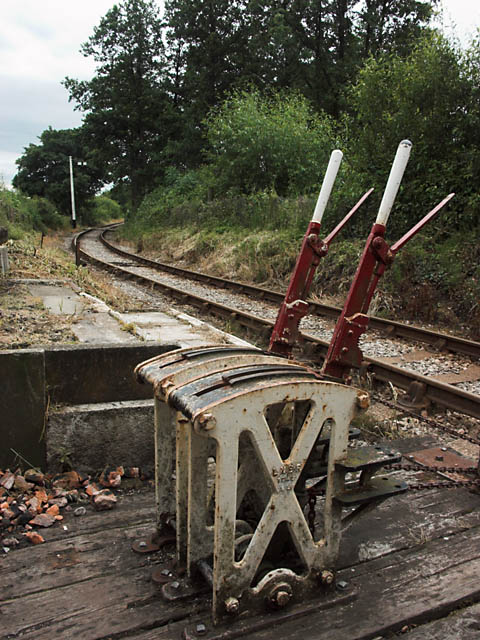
[119,220,480,338]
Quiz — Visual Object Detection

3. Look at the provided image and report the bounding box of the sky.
[0,0,479,187]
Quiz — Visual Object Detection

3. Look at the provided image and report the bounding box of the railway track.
[74,225,480,420]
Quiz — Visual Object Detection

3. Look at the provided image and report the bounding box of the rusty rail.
[76,226,480,420]
[99,227,480,360]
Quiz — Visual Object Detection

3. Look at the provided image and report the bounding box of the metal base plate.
[181,583,357,639]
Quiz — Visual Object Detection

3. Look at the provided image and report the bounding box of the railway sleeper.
[135,344,407,627]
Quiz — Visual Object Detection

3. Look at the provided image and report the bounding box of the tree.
[13,127,103,220]
[64,0,168,216]
[347,33,480,233]
[163,0,261,167]
[267,0,439,116]
[205,88,335,196]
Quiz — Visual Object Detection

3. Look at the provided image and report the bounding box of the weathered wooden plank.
[37,489,155,544]
[402,602,480,639]
[150,526,480,640]
[339,484,480,569]
[0,564,200,640]
[2,522,172,600]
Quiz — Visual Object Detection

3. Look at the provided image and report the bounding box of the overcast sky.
[0,0,479,187]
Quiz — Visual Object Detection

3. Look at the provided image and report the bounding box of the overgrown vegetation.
[7,1,480,335]
[0,186,66,238]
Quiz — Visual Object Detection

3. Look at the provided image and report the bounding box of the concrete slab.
[1,349,46,469]
[114,309,253,348]
[47,399,154,472]
[28,284,84,315]
[26,278,253,350]
[73,312,139,344]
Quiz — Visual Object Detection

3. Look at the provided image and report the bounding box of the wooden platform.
[3,443,480,639]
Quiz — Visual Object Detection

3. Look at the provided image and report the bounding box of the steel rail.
[100,227,480,360]
[76,227,480,420]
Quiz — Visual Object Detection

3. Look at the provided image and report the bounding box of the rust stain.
[48,548,82,569]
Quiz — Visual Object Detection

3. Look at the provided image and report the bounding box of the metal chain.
[307,490,317,535]
[385,463,479,474]
[304,392,480,528]
[407,479,480,491]
[371,393,480,447]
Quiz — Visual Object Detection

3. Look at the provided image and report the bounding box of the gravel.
[83,230,480,402]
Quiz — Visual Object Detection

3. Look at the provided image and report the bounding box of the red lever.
[322,193,455,380]
[268,189,373,357]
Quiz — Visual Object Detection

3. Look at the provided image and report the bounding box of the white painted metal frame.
[186,379,361,623]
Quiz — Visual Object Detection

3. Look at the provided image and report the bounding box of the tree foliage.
[348,33,480,233]
[205,89,335,196]
[13,127,103,220]
[63,0,167,215]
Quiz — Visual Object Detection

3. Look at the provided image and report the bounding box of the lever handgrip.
[311,149,343,223]
[376,140,412,226]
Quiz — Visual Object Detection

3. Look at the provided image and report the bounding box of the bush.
[346,33,480,236]
[83,194,123,226]
[205,88,336,197]
[0,188,66,235]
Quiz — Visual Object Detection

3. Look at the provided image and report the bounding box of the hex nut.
[196,413,216,431]
[268,583,293,609]
[274,590,291,608]
[224,596,240,614]
[356,392,370,410]
[196,623,207,635]
[320,570,334,585]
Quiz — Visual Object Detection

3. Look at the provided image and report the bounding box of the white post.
[376,140,412,227]
[311,149,343,224]
[69,155,77,229]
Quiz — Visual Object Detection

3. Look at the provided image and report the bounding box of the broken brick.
[25,531,45,544]
[85,483,100,497]
[30,513,56,528]
[14,476,34,492]
[53,471,81,490]
[100,471,122,488]
[49,497,68,508]
[24,469,45,485]
[0,471,15,491]
[123,467,140,479]
[93,490,117,511]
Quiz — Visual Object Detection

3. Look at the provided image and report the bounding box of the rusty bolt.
[196,413,216,431]
[268,583,292,609]
[356,392,370,410]
[224,596,240,614]
[320,570,334,585]
[274,590,291,608]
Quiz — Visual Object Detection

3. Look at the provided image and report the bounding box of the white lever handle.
[376,140,412,226]
[311,149,343,223]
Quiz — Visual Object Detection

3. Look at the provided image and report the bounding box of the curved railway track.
[74,225,480,420]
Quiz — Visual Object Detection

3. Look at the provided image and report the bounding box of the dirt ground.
[0,232,144,349]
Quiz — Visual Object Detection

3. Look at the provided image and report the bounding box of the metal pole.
[69,155,77,229]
